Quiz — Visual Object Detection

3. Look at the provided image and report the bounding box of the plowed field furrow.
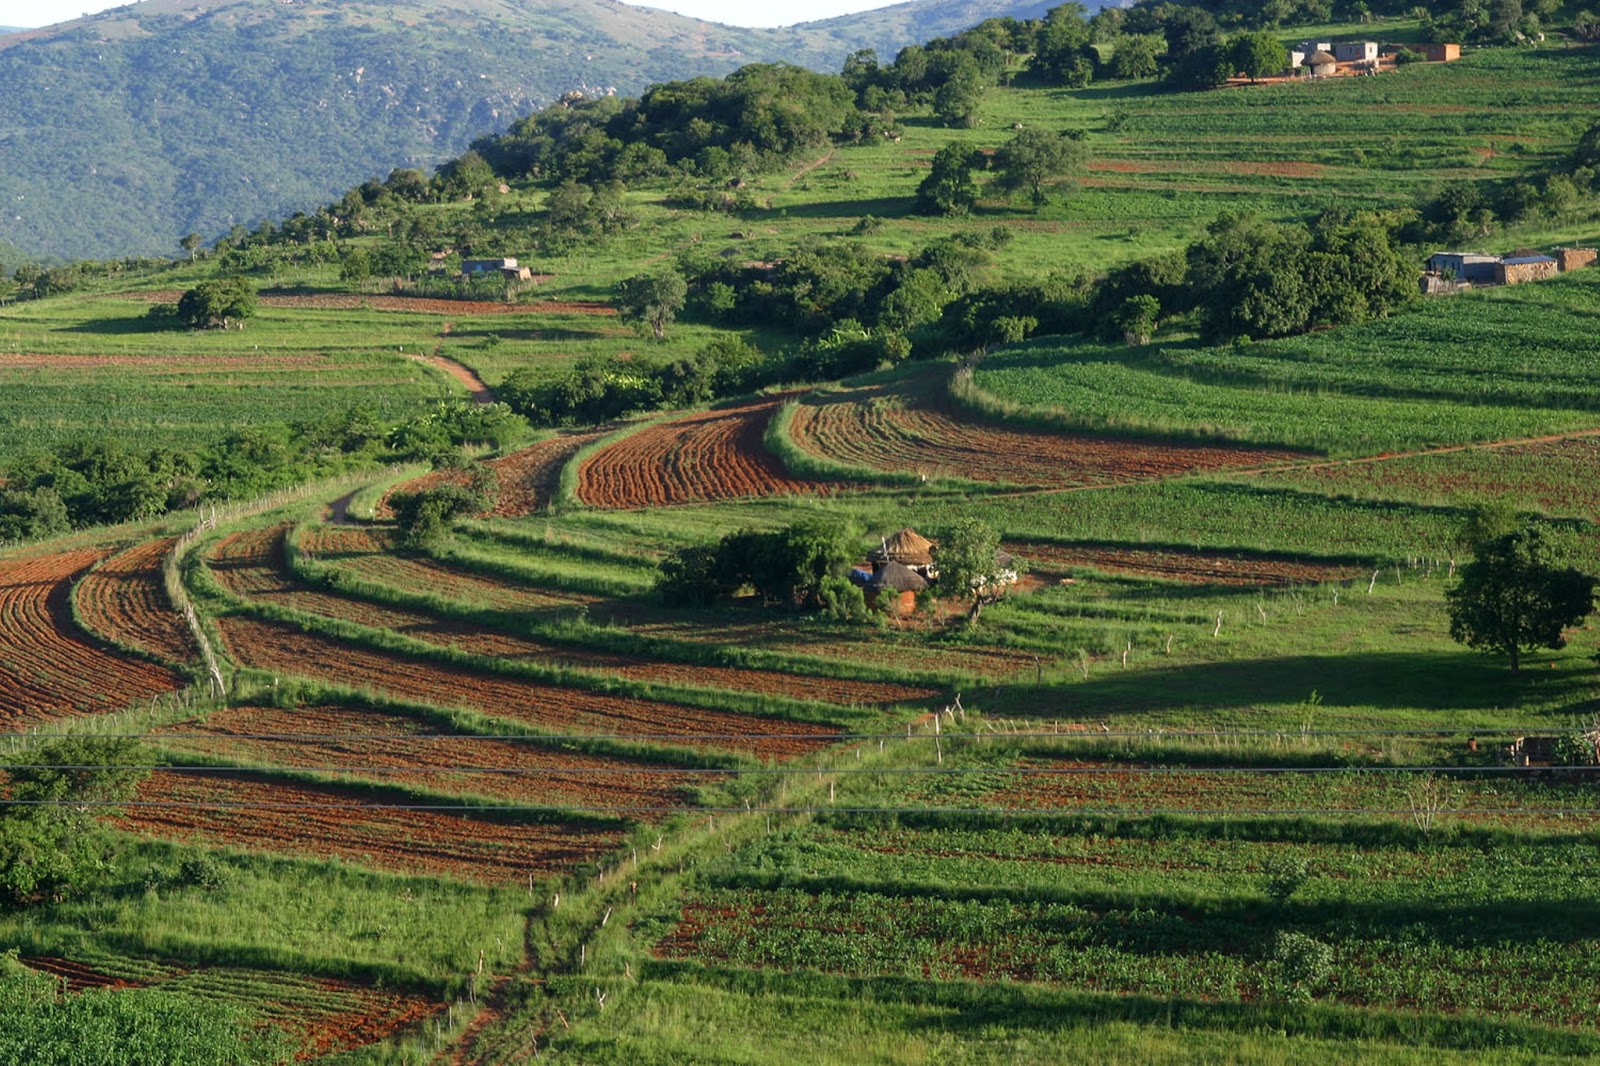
[300,528,599,613]
[114,771,623,884]
[787,380,1298,487]
[579,399,838,508]
[234,527,918,705]
[216,617,832,759]
[1013,542,1365,587]
[381,431,608,519]
[73,537,197,663]
[0,549,181,724]
[157,704,691,809]
[21,956,147,992]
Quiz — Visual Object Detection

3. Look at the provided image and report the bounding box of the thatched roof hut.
[868,528,936,568]
[867,561,930,593]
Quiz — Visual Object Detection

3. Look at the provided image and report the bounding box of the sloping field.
[215,616,835,759]
[229,526,927,706]
[112,290,615,317]
[301,527,602,613]
[578,399,838,508]
[115,771,623,884]
[21,957,444,1059]
[383,430,610,518]
[1015,542,1366,587]
[157,703,693,809]
[0,548,180,724]
[72,537,196,663]
[787,376,1300,487]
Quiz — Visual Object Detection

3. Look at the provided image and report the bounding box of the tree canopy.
[615,270,689,341]
[176,277,256,330]
[992,129,1087,209]
[1446,526,1598,672]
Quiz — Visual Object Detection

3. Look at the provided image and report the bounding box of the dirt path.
[324,491,361,526]
[414,323,495,404]
[785,148,837,189]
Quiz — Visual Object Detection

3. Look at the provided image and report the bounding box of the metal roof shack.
[1425,252,1500,284]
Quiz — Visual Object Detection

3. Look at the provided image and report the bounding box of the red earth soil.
[21,956,146,992]
[110,290,615,316]
[215,616,835,760]
[0,548,181,726]
[1013,542,1365,587]
[379,430,608,518]
[113,770,625,884]
[281,979,446,1062]
[157,703,693,809]
[73,537,197,663]
[787,379,1299,488]
[23,955,443,1061]
[299,527,600,613]
[578,398,843,508]
[228,526,923,706]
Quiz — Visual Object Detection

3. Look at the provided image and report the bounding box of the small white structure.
[1289,49,1308,68]
[1334,41,1379,62]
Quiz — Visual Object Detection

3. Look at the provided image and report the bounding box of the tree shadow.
[987,650,1597,716]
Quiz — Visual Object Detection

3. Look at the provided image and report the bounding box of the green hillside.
[4,20,1600,1065]
[0,0,1051,261]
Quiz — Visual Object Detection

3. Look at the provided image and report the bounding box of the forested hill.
[0,0,1055,262]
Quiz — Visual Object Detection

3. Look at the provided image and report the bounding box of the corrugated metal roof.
[1500,256,1557,265]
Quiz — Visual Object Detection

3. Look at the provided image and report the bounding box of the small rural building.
[1288,48,1307,69]
[1556,247,1598,272]
[1425,252,1500,284]
[1420,42,1461,62]
[865,561,929,616]
[1495,255,1559,285]
[1419,273,1471,295]
[1334,41,1379,62]
[1300,40,1332,54]
[1307,51,1338,77]
[868,528,937,573]
[462,257,534,280]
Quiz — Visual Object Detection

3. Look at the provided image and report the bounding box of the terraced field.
[579,399,838,508]
[72,537,196,664]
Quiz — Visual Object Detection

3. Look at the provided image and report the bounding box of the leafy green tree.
[1229,31,1287,82]
[1111,36,1161,79]
[1576,10,1600,40]
[1446,526,1598,672]
[176,277,256,330]
[0,487,70,542]
[615,270,688,341]
[178,232,204,261]
[1032,3,1095,85]
[933,517,1017,623]
[993,128,1087,209]
[713,520,857,609]
[1113,294,1161,344]
[656,545,725,607]
[915,143,983,216]
[0,737,151,903]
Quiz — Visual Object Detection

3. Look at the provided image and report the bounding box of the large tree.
[915,143,983,216]
[176,276,256,330]
[992,128,1087,209]
[614,269,688,341]
[933,517,1018,623]
[1446,526,1598,673]
[1229,31,1287,83]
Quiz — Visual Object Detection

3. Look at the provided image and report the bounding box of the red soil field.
[157,703,693,809]
[578,398,841,508]
[0,548,180,725]
[787,378,1298,487]
[233,526,921,705]
[114,770,625,884]
[215,616,834,759]
[1014,542,1365,587]
[73,537,197,663]
[23,955,443,1061]
[380,430,608,518]
[301,527,601,613]
[22,956,147,992]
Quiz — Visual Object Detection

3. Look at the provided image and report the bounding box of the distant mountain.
[0,0,1053,262]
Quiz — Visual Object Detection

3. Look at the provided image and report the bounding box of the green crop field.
[4,26,1600,1066]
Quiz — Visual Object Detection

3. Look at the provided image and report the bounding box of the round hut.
[868,528,937,574]
[1308,50,1337,77]
[866,561,929,616]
